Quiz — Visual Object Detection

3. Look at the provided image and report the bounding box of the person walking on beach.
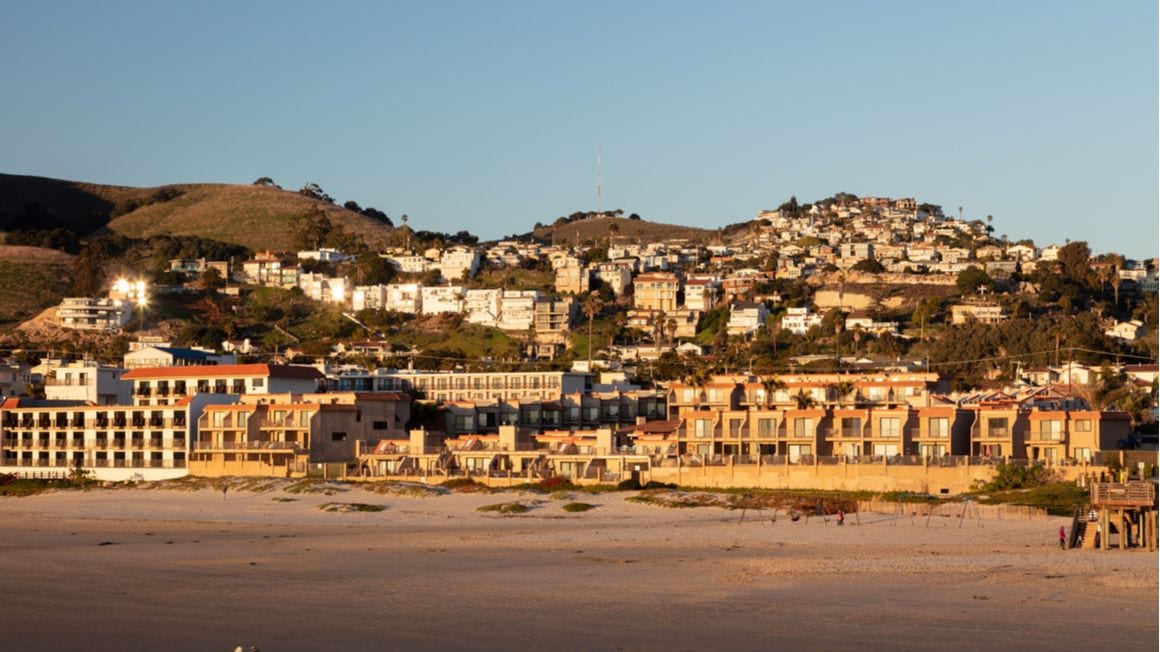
[836,509,845,526]
[222,485,228,501]
[1058,525,1066,549]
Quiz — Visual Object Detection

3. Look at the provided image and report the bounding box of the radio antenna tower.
[596,145,602,216]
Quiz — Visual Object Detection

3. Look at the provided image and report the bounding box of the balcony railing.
[193,441,302,452]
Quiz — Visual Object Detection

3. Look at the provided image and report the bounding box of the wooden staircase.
[1076,520,1098,549]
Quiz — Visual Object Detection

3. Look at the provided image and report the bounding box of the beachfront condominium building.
[370,370,591,404]
[190,392,410,478]
[0,393,238,481]
[122,364,325,407]
[439,389,667,436]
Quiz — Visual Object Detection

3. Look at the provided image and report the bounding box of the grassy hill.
[103,184,395,251]
[530,216,718,246]
[0,246,74,326]
[0,174,395,252]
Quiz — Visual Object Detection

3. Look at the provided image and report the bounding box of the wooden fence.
[857,499,1048,520]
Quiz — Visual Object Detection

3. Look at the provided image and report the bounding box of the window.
[841,418,861,437]
[331,432,347,442]
[729,419,743,437]
[1039,420,1062,440]
[757,418,777,438]
[879,418,900,438]
[372,421,389,430]
[694,419,713,438]
[928,417,948,438]
[793,418,813,438]
[1074,419,1092,432]
[252,378,264,388]
[987,417,1009,437]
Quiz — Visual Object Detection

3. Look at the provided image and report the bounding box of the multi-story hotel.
[122,364,324,407]
[357,370,591,403]
[0,393,237,481]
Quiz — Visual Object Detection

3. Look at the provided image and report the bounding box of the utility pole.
[596,145,602,216]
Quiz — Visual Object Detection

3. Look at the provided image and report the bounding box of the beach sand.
[0,484,1155,651]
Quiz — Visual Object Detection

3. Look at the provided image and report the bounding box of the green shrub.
[440,478,491,493]
[477,502,529,515]
[976,462,1057,491]
[562,502,595,512]
[318,502,386,513]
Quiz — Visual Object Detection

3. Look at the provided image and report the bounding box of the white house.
[385,283,423,314]
[420,286,464,315]
[352,285,388,312]
[781,307,823,336]
[1005,244,1038,262]
[297,248,352,264]
[497,290,539,331]
[43,360,130,405]
[463,289,502,327]
[385,255,431,274]
[436,247,480,281]
[1104,320,1147,342]
[298,272,348,303]
[56,298,133,332]
[844,312,899,335]
[683,278,719,312]
[726,302,769,337]
[592,263,633,296]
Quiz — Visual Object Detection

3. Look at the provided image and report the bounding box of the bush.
[440,478,486,491]
[477,502,529,515]
[976,462,1057,491]
[562,502,595,512]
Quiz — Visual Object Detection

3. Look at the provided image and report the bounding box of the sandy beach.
[0,483,1155,651]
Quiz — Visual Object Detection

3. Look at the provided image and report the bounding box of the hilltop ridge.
[0,173,394,252]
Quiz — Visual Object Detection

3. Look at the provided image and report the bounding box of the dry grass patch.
[477,501,535,515]
[318,502,386,513]
[362,481,447,497]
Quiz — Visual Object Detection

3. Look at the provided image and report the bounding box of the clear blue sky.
[2,1,1156,258]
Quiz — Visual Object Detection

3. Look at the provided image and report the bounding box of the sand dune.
[0,485,1155,651]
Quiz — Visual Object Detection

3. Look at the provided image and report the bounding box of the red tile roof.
[122,364,323,381]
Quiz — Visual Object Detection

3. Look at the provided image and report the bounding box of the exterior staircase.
[1077,520,1098,549]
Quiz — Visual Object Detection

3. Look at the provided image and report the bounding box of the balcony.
[193,440,302,452]
[822,427,863,439]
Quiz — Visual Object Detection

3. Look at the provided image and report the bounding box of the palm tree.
[582,291,604,369]
[851,325,864,357]
[830,380,856,406]
[1108,254,1125,307]
[761,377,787,408]
[793,389,817,410]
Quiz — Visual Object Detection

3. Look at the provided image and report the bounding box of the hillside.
[530,216,717,246]
[0,245,75,327]
[0,174,395,252]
